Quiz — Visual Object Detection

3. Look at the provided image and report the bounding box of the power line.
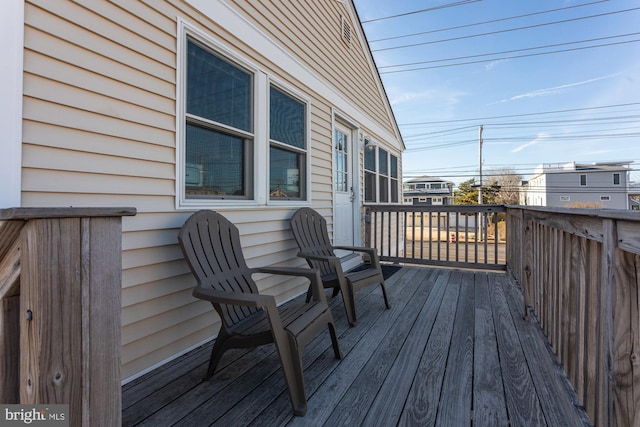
[368,1,608,43]
[372,7,640,53]
[361,0,480,24]
[399,103,640,126]
[380,38,640,73]
[378,32,640,70]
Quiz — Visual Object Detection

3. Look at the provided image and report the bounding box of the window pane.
[364,143,375,171]
[390,155,398,178]
[187,40,252,132]
[269,146,303,198]
[379,176,389,202]
[580,174,587,186]
[365,171,376,202]
[185,123,249,198]
[378,148,388,175]
[270,87,305,148]
[391,178,398,203]
[614,173,620,185]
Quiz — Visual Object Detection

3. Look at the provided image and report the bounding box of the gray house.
[520,161,631,209]
[403,176,455,206]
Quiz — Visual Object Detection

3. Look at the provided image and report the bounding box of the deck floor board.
[122,266,590,426]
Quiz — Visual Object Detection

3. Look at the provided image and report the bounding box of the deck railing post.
[0,207,135,426]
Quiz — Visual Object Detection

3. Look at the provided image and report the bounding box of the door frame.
[332,111,362,249]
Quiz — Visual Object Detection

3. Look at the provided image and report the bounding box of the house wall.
[21,0,402,380]
[545,170,628,208]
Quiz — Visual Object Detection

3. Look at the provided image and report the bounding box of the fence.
[507,206,640,427]
[365,204,506,270]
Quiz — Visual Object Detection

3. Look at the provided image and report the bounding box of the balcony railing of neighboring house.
[365,203,640,427]
[365,204,507,271]
[507,205,640,427]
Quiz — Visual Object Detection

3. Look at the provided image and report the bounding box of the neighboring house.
[403,176,455,205]
[520,161,631,209]
[1,0,403,381]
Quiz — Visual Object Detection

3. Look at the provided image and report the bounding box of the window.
[185,39,253,199]
[580,174,587,186]
[601,195,611,201]
[613,173,621,185]
[363,144,399,203]
[390,154,398,203]
[560,196,570,202]
[364,141,376,203]
[269,86,306,199]
[379,148,389,203]
[416,183,426,189]
[431,183,442,190]
[179,30,310,207]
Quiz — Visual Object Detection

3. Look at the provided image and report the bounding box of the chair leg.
[380,281,391,309]
[327,321,342,360]
[343,282,357,326]
[287,335,308,417]
[305,285,312,303]
[204,333,231,380]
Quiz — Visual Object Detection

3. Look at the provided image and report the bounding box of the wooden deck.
[122,266,591,426]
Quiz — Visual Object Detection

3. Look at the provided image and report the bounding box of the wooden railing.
[365,204,506,270]
[507,206,640,427]
[0,207,135,426]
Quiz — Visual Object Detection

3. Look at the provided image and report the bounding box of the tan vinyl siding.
[21,0,401,380]
[232,0,396,139]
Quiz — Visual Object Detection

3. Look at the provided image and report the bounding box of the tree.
[486,167,523,205]
[454,178,499,205]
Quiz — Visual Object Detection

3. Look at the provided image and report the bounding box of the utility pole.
[478,125,483,205]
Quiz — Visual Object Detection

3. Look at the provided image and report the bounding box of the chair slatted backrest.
[178,210,260,327]
[290,208,337,277]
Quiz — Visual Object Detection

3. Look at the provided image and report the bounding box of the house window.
[601,195,611,201]
[364,145,399,203]
[613,173,621,185]
[390,154,398,203]
[185,39,253,199]
[269,86,306,199]
[560,196,570,202]
[179,31,310,207]
[364,141,376,203]
[379,148,389,203]
[580,174,587,186]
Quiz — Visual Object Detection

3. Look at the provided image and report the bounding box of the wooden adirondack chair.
[290,207,390,327]
[177,210,341,416]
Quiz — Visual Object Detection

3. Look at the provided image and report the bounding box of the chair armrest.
[251,266,327,303]
[192,287,274,308]
[296,251,341,265]
[333,245,381,265]
[333,245,376,255]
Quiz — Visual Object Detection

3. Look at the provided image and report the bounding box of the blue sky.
[353,0,640,185]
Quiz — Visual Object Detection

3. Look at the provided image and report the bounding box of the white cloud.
[389,90,436,106]
[512,132,550,153]
[485,59,508,71]
[500,74,619,103]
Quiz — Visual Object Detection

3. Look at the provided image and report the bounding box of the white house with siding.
[1,0,403,382]
[520,161,632,209]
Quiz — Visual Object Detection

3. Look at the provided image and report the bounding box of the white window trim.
[0,0,24,208]
[176,19,311,209]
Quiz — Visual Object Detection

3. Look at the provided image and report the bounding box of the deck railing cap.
[0,207,137,220]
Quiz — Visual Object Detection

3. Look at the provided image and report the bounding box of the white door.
[333,124,355,252]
